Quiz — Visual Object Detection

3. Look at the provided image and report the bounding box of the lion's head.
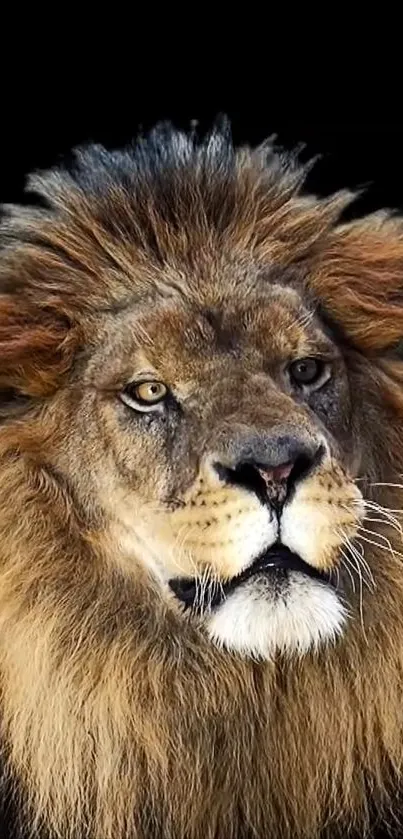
[1,123,403,839]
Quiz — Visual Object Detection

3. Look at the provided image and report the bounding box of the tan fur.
[1,125,403,838]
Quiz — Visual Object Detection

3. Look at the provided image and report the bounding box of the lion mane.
[1,122,403,839]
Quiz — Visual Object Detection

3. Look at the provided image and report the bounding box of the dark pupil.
[293,359,318,383]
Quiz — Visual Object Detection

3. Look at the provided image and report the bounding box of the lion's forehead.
[85,283,332,389]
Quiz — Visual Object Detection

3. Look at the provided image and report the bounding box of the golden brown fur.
[1,124,403,838]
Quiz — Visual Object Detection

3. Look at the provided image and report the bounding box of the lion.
[0,121,403,839]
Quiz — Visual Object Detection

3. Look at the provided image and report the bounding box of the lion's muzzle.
[210,431,326,511]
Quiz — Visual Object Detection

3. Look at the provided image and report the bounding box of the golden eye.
[134,382,167,404]
[120,381,168,412]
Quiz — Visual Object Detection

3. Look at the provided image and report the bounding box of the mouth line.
[169,543,333,610]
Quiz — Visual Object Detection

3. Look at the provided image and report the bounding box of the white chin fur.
[206,573,346,660]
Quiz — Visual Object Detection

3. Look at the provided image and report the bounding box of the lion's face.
[60,274,364,659]
[3,125,403,839]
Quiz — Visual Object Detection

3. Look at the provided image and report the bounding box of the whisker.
[194,566,206,614]
[359,498,403,512]
[339,547,365,633]
[363,516,403,537]
[343,495,403,555]
[330,565,340,590]
[343,535,375,591]
[338,548,356,594]
[340,541,373,593]
[357,530,403,561]
[349,499,403,529]
[339,539,368,641]
[359,500,403,532]
[368,482,403,490]
[200,567,211,615]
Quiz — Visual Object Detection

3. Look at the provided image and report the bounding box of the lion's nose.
[212,435,325,509]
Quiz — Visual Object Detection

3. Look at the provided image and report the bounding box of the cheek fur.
[281,461,364,570]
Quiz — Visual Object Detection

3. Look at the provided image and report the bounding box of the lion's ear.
[308,215,403,356]
[0,294,76,399]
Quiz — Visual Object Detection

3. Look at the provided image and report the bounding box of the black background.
[1,92,403,219]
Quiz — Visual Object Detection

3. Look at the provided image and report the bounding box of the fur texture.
[1,122,403,838]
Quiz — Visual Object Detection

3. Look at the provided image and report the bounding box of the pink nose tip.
[257,462,294,485]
